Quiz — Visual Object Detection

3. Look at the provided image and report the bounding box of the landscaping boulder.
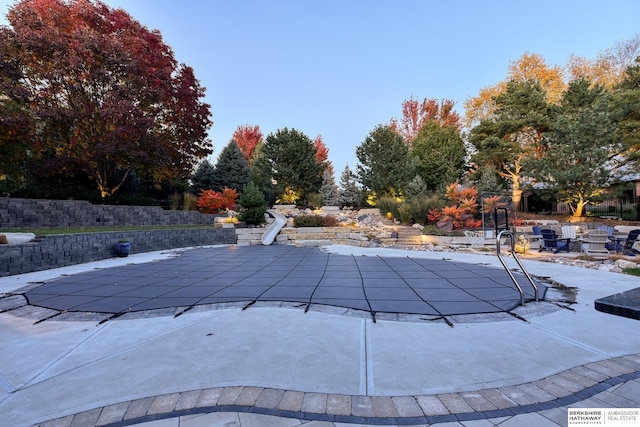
[615,259,638,270]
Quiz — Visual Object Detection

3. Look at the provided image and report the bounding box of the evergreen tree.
[190,159,216,193]
[526,79,621,217]
[248,143,276,206]
[238,181,267,225]
[252,127,323,205]
[405,175,429,200]
[319,169,338,206]
[468,79,553,208]
[614,57,640,164]
[211,140,250,193]
[356,125,409,198]
[410,121,466,192]
[476,164,505,194]
[337,165,362,208]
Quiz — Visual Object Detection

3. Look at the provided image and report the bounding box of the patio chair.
[539,229,571,253]
[606,229,640,256]
[561,225,577,240]
[463,229,486,247]
[581,230,610,259]
[598,225,615,238]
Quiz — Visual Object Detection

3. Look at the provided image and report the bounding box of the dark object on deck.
[539,229,570,253]
[605,229,640,256]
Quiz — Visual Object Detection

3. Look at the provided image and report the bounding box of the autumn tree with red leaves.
[390,97,460,144]
[313,134,333,174]
[4,0,212,199]
[0,26,34,192]
[232,124,263,163]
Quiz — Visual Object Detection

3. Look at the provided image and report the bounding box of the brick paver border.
[34,354,640,427]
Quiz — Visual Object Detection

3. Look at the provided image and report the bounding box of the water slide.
[261,209,287,245]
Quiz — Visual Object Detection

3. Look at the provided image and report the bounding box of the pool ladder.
[496,230,539,306]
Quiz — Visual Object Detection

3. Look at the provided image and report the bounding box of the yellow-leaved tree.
[463,53,565,129]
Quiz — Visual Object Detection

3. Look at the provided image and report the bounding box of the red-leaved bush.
[428,184,482,230]
[196,187,238,214]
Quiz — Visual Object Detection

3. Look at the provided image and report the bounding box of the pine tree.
[527,79,620,217]
[410,121,466,192]
[320,169,338,206]
[476,164,504,194]
[191,159,216,193]
[337,165,362,208]
[356,125,409,198]
[405,175,428,200]
[238,181,267,225]
[252,128,323,205]
[211,140,250,193]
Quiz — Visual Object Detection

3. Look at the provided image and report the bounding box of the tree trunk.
[571,196,587,218]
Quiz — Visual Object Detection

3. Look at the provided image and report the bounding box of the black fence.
[521,189,640,221]
[553,198,640,221]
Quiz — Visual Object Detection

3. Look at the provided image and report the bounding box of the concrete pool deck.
[0,245,638,427]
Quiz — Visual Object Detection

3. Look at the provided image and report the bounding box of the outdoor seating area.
[523,223,640,257]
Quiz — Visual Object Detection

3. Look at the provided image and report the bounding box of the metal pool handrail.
[496,230,539,306]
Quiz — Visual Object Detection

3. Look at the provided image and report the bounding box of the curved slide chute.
[261,209,287,245]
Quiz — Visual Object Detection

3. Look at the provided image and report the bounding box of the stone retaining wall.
[0,198,215,228]
[236,226,398,247]
[0,228,236,277]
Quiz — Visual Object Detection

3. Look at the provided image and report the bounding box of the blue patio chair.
[598,225,615,238]
[538,229,570,253]
[606,229,640,256]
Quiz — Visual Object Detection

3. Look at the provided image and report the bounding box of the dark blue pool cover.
[25,245,545,319]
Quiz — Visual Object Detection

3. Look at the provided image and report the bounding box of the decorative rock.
[358,208,381,216]
[615,259,638,269]
[358,215,372,224]
[320,206,340,212]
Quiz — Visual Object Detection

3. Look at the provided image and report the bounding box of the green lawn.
[1,225,213,236]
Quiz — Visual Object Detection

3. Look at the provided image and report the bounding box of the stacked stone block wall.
[0,198,215,228]
[235,226,394,247]
[0,228,236,277]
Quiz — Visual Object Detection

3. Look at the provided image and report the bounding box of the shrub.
[427,184,482,230]
[398,195,445,224]
[196,187,239,214]
[376,196,401,220]
[238,181,267,225]
[307,192,322,209]
[169,191,198,211]
[182,192,197,210]
[293,215,338,227]
[169,193,181,210]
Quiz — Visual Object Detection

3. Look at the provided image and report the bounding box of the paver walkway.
[34,358,640,427]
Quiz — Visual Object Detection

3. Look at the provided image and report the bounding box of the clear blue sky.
[2,1,639,176]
